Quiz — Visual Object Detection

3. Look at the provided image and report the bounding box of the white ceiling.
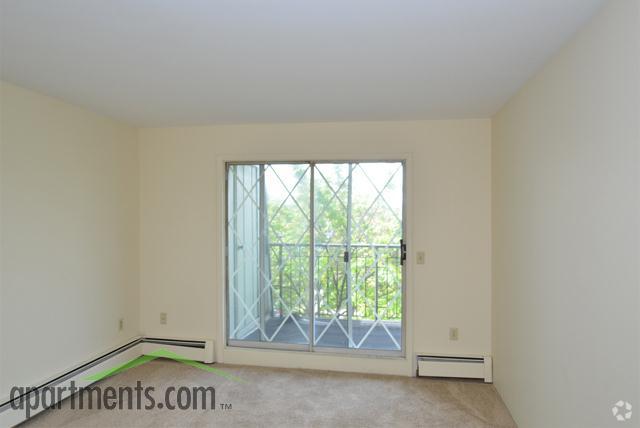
[1,0,604,126]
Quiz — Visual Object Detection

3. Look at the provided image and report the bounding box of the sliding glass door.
[226,161,404,354]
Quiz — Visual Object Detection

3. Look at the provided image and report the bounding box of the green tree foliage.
[268,163,402,322]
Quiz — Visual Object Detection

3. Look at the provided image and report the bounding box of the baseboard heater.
[0,337,215,428]
[140,337,215,363]
[417,355,492,383]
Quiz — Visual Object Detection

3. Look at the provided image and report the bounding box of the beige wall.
[0,82,140,395]
[492,1,640,427]
[139,119,491,375]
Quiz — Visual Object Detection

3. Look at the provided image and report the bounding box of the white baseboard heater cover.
[141,337,215,363]
[417,355,492,383]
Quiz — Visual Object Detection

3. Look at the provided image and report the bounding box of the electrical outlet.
[416,251,426,264]
[118,318,124,331]
[449,327,459,341]
[160,312,167,325]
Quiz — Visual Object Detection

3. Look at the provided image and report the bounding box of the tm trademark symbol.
[219,403,232,410]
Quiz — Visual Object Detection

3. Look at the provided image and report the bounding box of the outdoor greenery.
[267,163,403,322]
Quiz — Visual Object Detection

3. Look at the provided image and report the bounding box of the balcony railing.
[269,243,402,321]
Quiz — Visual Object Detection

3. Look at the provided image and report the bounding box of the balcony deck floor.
[239,316,402,351]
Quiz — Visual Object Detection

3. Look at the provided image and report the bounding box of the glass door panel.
[313,162,403,352]
[227,163,311,346]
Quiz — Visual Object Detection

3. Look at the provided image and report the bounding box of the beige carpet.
[24,359,516,427]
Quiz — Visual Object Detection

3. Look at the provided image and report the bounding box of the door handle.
[400,239,407,265]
